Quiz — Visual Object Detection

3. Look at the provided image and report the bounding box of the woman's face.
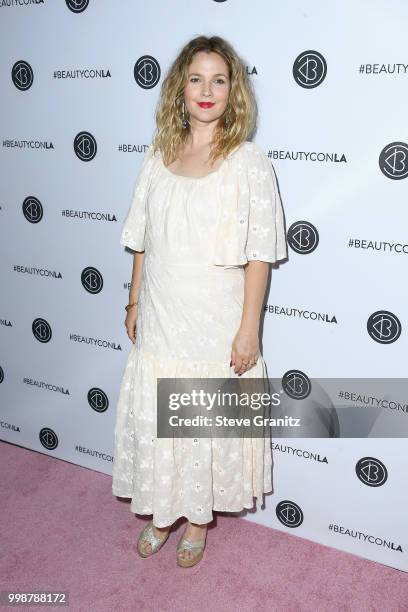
[183,51,231,129]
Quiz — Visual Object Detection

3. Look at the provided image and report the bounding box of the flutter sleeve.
[120,144,155,251]
[244,143,288,263]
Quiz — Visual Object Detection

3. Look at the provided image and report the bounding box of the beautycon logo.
[367,311,401,344]
[287,221,319,254]
[293,50,327,88]
[39,427,59,450]
[23,197,43,223]
[65,0,89,13]
[74,131,97,161]
[81,267,104,294]
[88,387,109,413]
[12,60,34,91]
[265,304,338,325]
[355,457,388,487]
[282,370,311,400]
[32,318,52,343]
[134,55,161,89]
[379,142,408,179]
[276,500,304,528]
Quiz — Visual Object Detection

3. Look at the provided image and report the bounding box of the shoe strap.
[178,536,206,551]
[141,523,168,552]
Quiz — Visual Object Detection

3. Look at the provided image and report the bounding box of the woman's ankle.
[152,523,171,535]
[185,521,208,535]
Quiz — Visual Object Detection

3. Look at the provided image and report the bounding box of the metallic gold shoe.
[136,520,170,558]
[176,530,207,568]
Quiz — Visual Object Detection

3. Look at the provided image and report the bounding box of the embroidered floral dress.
[112,140,288,527]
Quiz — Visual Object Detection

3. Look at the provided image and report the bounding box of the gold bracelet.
[125,301,139,312]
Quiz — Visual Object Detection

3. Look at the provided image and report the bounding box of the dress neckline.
[160,141,247,181]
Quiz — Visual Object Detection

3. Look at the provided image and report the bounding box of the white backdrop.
[0,0,407,573]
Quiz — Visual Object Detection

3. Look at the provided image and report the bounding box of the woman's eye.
[189,77,226,84]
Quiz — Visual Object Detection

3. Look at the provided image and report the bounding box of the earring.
[181,99,189,129]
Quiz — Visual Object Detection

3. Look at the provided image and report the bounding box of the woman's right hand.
[125,306,138,343]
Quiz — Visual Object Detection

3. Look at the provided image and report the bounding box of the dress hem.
[112,486,273,528]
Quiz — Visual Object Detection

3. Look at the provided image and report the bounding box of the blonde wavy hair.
[151,35,258,166]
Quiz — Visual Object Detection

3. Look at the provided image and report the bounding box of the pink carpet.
[1,441,406,612]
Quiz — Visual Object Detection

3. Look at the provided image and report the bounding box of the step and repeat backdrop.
[1,1,407,572]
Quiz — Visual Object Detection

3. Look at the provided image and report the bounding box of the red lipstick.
[197,102,215,108]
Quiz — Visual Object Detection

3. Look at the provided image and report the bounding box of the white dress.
[111,140,288,527]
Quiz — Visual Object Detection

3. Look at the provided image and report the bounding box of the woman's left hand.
[230,327,260,375]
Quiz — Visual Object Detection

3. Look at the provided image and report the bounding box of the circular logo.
[356,457,388,487]
[32,318,52,343]
[39,427,58,450]
[74,131,97,162]
[276,500,304,528]
[134,55,161,89]
[22,196,43,224]
[81,267,103,294]
[282,370,311,400]
[0,367,4,384]
[379,142,408,180]
[367,310,401,344]
[11,60,34,91]
[287,221,319,254]
[293,50,327,88]
[65,0,89,13]
[88,387,109,413]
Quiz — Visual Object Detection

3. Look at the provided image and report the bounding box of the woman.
[112,35,288,568]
